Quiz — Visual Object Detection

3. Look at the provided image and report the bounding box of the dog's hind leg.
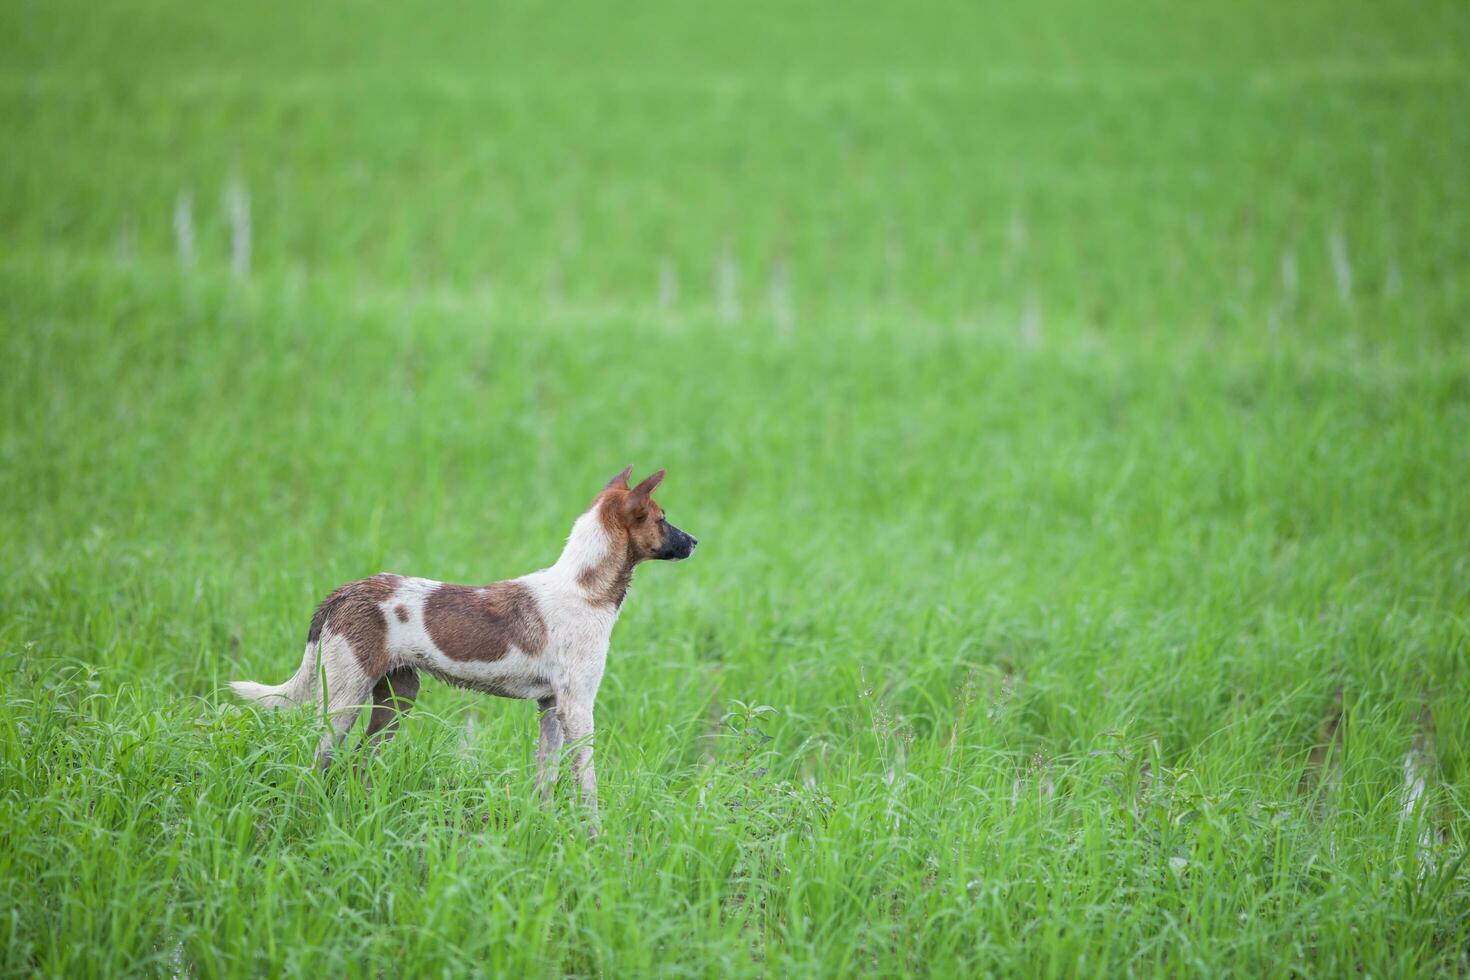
[313,636,377,772]
[351,667,420,786]
[360,667,420,755]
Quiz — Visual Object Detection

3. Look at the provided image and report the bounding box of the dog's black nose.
[689,536,698,547]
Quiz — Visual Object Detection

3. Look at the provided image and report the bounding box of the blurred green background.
[2,1,1468,975]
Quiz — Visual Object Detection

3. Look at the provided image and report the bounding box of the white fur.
[518,507,622,703]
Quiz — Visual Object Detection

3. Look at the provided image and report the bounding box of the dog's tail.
[229,590,342,709]
[229,641,320,709]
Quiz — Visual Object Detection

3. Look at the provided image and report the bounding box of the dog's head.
[600,465,697,561]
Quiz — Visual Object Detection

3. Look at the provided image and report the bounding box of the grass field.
[3,0,1470,974]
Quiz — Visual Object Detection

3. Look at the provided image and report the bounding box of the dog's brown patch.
[309,573,402,675]
[579,546,636,609]
[395,604,410,623]
[423,582,548,662]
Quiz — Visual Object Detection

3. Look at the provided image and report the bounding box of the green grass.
[3,0,1469,974]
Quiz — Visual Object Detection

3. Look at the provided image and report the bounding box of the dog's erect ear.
[605,465,634,491]
[629,469,665,499]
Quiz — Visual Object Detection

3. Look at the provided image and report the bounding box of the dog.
[230,466,696,828]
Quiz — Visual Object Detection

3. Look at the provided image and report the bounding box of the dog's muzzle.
[658,523,698,560]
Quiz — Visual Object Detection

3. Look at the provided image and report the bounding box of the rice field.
[2,0,1468,975]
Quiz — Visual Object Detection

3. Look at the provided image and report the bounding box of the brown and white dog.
[230,467,695,828]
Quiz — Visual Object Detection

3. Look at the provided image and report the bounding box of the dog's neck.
[546,502,636,608]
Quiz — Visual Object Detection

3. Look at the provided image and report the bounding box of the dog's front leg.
[535,695,563,803]
[557,699,599,837]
